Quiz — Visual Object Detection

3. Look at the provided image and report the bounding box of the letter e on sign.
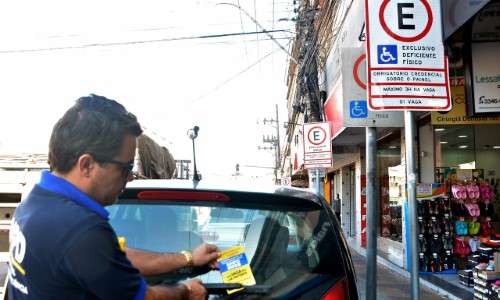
[308,126,327,145]
[379,0,433,42]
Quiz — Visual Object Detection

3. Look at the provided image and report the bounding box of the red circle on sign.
[308,126,327,145]
[379,0,433,42]
[353,54,366,90]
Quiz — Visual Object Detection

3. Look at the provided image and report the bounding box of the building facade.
[283,0,500,276]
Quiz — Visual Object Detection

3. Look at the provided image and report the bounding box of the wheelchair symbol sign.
[377,45,397,64]
[350,100,368,118]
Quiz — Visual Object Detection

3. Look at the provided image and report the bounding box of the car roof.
[123,179,324,208]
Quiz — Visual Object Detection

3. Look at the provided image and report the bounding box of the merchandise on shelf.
[417,196,456,273]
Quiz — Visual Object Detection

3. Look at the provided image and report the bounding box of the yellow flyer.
[217,245,256,294]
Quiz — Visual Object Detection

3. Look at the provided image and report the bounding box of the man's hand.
[184,278,207,300]
[191,243,221,270]
[144,278,207,300]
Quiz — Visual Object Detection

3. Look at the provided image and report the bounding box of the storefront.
[322,0,500,275]
[282,0,499,287]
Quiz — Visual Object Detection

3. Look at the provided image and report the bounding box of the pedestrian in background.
[8,94,221,299]
[334,193,341,223]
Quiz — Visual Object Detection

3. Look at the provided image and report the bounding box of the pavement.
[347,237,474,299]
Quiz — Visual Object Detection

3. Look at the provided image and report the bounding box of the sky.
[0,0,296,181]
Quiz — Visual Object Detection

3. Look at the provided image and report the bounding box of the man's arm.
[127,243,221,276]
[126,248,187,276]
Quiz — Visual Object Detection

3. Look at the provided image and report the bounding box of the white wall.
[418,123,435,183]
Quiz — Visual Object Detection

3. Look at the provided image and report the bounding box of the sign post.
[365,1,451,299]
[303,122,332,195]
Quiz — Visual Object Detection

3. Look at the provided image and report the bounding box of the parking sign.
[303,122,332,169]
[365,0,452,111]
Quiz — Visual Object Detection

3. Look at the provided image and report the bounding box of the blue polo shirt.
[8,170,147,299]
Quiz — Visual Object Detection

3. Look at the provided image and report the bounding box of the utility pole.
[258,104,281,183]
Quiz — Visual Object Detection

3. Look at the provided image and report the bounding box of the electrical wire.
[186,47,283,107]
[0,30,292,53]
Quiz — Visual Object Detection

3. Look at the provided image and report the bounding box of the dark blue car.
[107,180,359,299]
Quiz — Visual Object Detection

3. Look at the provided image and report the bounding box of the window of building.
[377,130,402,242]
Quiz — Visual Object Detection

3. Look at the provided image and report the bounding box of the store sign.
[469,2,500,115]
[303,122,332,169]
[441,0,490,39]
[365,0,452,111]
[414,183,446,198]
[471,2,500,42]
[431,85,500,125]
[471,42,500,114]
[341,47,404,127]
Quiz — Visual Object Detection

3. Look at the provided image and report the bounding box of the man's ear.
[78,154,95,177]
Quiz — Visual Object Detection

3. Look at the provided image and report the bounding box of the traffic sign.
[281,177,291,186]
[341,47,404,127]
[303,122,332,169]
[365,0,452,111]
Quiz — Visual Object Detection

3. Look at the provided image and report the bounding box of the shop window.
[434,123,500,230]
[377,131,402,242]
[435,125,475,168]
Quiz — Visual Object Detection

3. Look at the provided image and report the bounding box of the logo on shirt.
[9,219,28,294]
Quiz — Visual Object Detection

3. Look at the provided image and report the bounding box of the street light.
[187,126,200,181]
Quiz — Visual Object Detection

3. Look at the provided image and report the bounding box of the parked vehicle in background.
[199,207,259,249]
[108,179,359,299]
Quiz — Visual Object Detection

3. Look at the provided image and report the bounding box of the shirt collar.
[38,170,109,219]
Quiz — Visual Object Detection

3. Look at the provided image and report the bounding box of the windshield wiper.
[203,283,272,295]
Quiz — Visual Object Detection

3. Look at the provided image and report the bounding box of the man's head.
[48,94,143,205]
[49,94,143,173]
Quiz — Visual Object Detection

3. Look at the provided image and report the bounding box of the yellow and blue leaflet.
[217,245,256,294]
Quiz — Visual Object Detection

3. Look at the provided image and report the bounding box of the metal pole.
[188,126,200,182]
[366,127,377,300]
[405,111,419,299]
[192,139,200,181]
[316,169,320,195]
[276,104,281,181]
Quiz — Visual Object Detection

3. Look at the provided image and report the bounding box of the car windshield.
[107,201,347,298]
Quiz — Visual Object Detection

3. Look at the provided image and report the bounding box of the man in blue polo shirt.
[8,94,221,299]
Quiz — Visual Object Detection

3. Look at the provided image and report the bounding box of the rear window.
[107,201,346,296]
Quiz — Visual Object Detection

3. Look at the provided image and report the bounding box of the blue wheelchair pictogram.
[350,100,367,118]
[377,45,398,64]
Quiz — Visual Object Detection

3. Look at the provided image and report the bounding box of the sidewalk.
[347,238,474,299]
